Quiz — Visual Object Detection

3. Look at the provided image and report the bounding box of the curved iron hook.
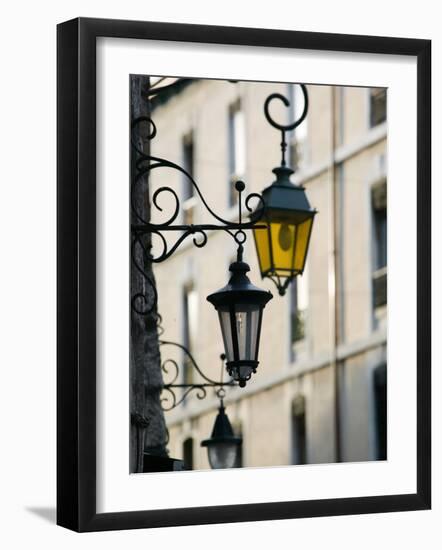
[131,116,157,156]
[161,385,208,412]
[147,155,235,226]
[263,85,309,132]
[161,358,180,386]
[159,340,225,386]
[150,227,208,263]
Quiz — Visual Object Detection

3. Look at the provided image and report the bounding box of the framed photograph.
[57,17,431,532]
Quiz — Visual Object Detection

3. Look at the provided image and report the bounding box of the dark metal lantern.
[250,165,316,296]
[250,87,317,296]
[201,402,242,469]
[206,260,272,387]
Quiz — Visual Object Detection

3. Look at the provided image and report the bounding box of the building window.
[182,132,196,225]
[288,83,309,169]
[373,364,387,460]
[291,395,307,465]
[182,283,198,386]
[369,88,387,128]
[228,100,246,206]
[182,437,194,470]
[372,179,387,309]
[290,266,309,355]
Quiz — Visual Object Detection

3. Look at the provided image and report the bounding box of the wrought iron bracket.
[130,80,267,319]
[130,78,267,267]
[129,80,311,411]
[159,341,237,411]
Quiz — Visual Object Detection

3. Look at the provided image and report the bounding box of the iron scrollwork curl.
[130,230,158,317]
[263,84,308,167]
[130,112,266,266]
[264,86,309,132]
[161,385,209,412]
[159,341,236,412]
[130,80,266,411]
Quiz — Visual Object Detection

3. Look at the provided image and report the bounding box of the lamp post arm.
[158,340,238,412]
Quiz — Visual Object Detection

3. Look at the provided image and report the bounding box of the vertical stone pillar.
[130,75,168,473]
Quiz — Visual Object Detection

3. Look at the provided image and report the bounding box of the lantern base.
[261,270,299,296]
[226,360,258,387]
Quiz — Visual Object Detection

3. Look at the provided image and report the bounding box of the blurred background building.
[148,77,387,470]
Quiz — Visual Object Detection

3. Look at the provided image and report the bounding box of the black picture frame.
[57,17,431,532]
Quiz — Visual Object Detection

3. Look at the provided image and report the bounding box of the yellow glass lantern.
[251,165,316,296]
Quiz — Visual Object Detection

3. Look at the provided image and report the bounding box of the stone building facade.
[148,77,387,470]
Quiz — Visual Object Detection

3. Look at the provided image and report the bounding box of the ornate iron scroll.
[263,84,308,168]
[159,342,235,412]
[130,116,265,262]
[129,80,273,411]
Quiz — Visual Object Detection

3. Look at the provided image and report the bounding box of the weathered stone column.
[130,75,168,473]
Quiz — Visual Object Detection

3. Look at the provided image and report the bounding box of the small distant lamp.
[201,402,242,469]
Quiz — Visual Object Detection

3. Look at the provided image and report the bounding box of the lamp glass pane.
[234,304,260,361]
[218,310,234,362]
[269,221,296,274]
[253,223,271,274]
[207,442,238,469]
[250,308,260,360]
[294,217,313,271]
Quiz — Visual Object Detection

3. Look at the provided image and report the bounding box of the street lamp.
[206,178,273,388]
[206,258,272,387]
[250,165,316,296]
[250,87,317,296]
[132,84,313,393]
[129,79,315,474]
[201,401,242,469]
